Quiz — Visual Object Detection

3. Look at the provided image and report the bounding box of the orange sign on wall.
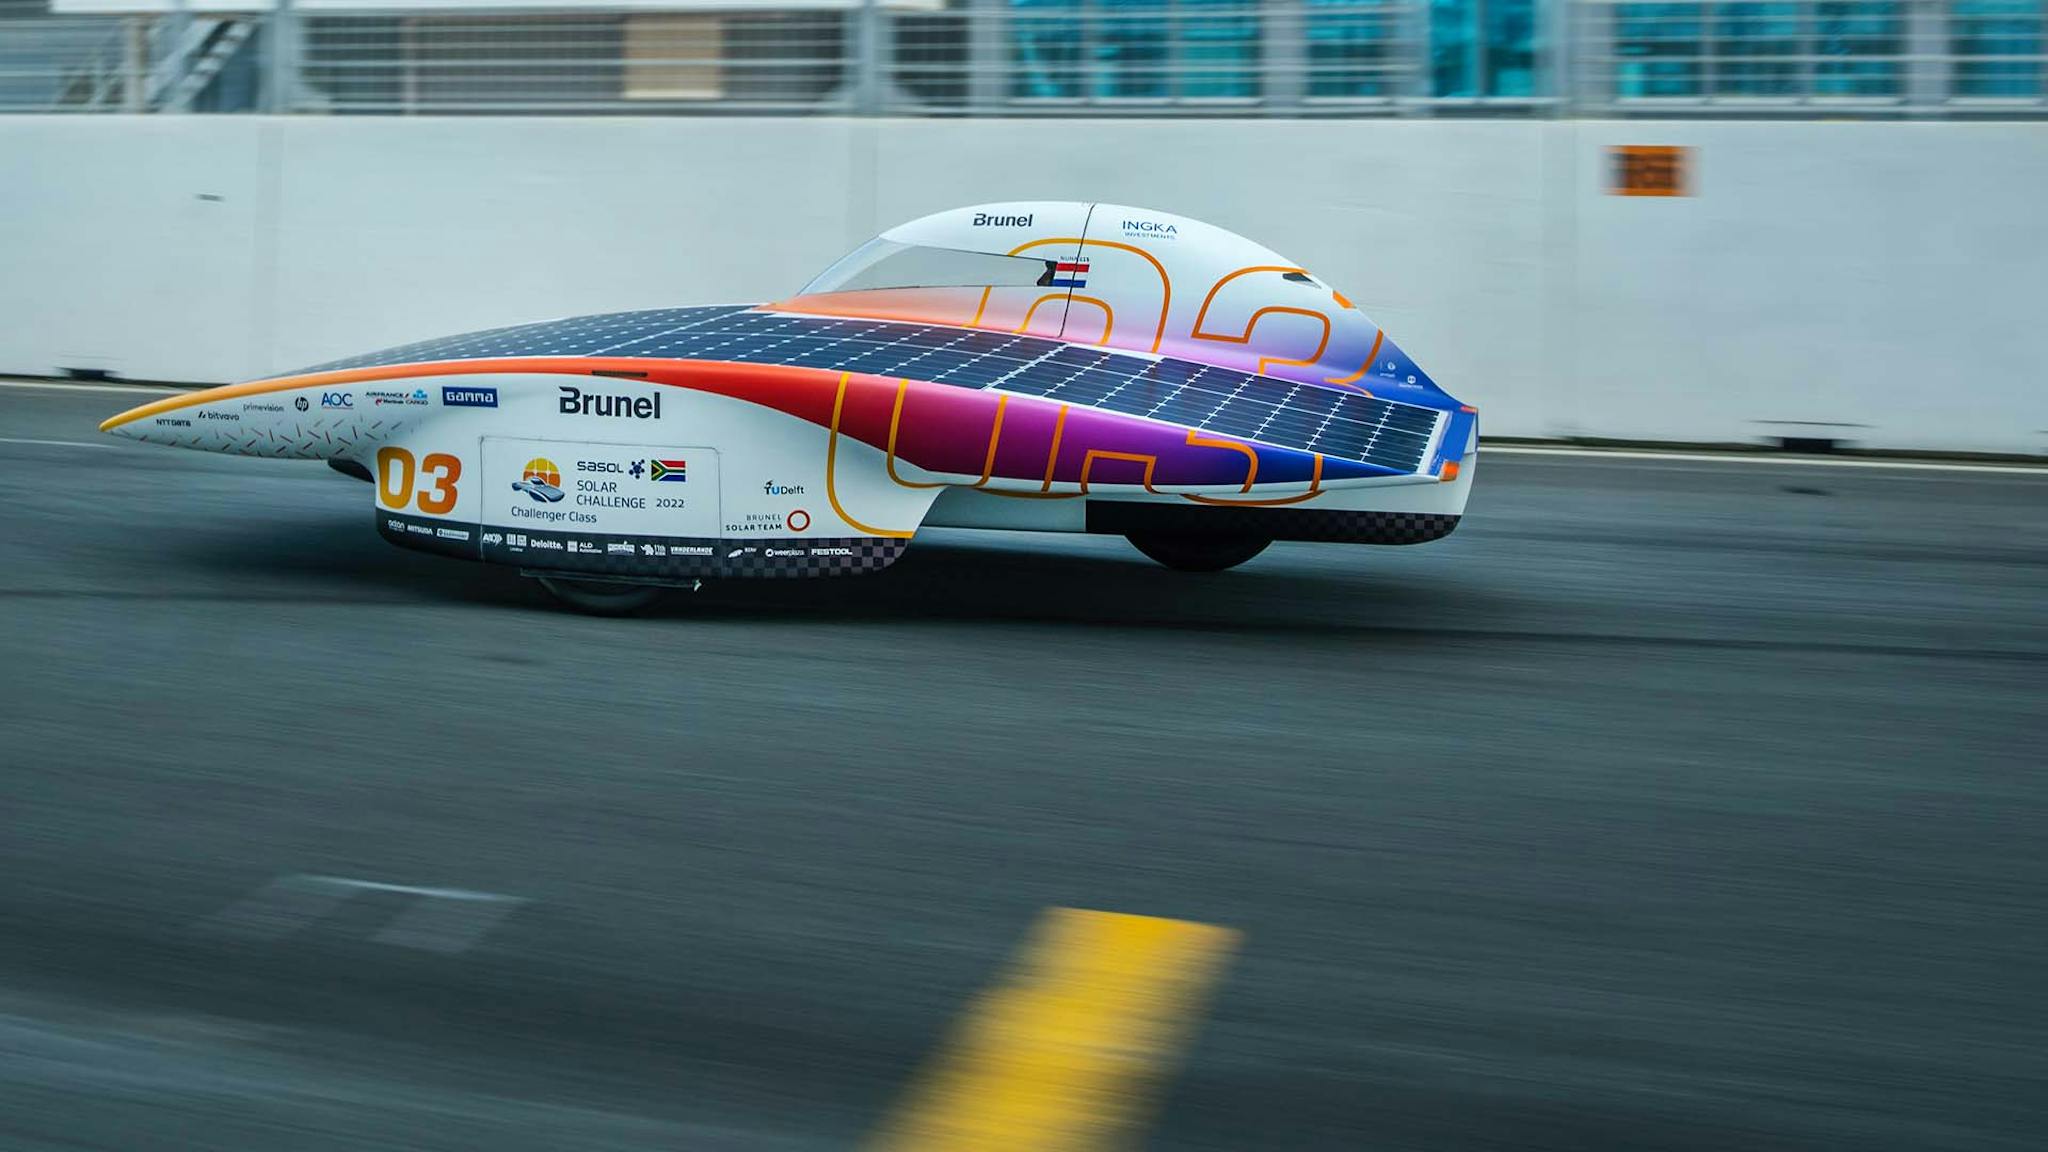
[1609,146,1693,197]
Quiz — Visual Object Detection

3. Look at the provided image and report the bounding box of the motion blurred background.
[2,0,2046,454]
[1,2,2044,1149]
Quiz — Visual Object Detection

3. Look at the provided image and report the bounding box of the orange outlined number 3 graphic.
[417,453,461,514]
[377,446,462,514]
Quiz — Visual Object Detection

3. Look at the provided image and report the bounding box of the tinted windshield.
[801,240,1056,295]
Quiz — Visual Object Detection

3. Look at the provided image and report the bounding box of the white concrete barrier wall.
[3,115,2041,455]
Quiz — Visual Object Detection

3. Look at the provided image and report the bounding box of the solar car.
[102,202,1477,613]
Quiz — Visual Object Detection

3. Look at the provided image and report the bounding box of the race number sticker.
[481,438,720,539]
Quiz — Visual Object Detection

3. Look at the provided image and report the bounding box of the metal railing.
[0,12,260,111]
[1573,0,2046,112]
[1,16,135,110]
[2,0,2042,116]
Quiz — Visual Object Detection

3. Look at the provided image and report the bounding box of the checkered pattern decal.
[698,539,908,580]
[1085,502,1461,546]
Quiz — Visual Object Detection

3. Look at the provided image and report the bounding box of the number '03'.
[376,447,461,515]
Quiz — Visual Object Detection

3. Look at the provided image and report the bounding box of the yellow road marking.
[869,908,1238,1152]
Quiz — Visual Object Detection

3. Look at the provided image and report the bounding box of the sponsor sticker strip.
[379,512,901,579]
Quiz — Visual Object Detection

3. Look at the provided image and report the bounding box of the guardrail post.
[123,16,147,111]
[263,0,300,113]
[1262,0,1305,113]
[852,0,884,114]
[1569,0,1612,115]
[968,0,1007,114]
[164,0,193,113]
[1905,0,1948,115]
[1403,0,1432,114]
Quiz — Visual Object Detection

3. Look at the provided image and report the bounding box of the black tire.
[1125,534,1272,573]
[535,575,669,616]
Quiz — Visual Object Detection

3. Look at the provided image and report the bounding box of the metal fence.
[2,0,2042,116]
[1574,0,2047,112]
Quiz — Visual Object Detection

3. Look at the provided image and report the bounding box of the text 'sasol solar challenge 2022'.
[103,202,1477,613]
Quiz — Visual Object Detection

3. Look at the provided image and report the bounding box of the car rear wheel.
[534,575,669,616]
[1125,534,1272,573]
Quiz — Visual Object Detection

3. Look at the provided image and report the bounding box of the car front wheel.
[534,575,669,616]
[1125,534,1272,573]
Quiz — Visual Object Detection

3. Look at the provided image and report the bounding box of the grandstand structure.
[1,0,2041,115]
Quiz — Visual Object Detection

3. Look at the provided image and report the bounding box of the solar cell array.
[995,343,1440,475]
[604,310,1070,390]
[300,306,1440,474]
[300,306,754,374]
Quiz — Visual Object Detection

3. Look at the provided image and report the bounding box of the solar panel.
[300,306,752,374]
[297,306,1441,474]
[999,345,1441,474]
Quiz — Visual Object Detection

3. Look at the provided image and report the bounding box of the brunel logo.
[973,212,1033,227]
[558,385,661,419]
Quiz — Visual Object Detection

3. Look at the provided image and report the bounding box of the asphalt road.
[2,381,2044,1150]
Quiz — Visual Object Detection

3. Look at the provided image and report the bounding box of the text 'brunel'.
[559,385,661,419]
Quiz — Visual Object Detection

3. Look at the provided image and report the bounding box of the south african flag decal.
[650,458,687,482]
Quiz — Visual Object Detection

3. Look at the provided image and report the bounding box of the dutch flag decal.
[1049,259,1089,290]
